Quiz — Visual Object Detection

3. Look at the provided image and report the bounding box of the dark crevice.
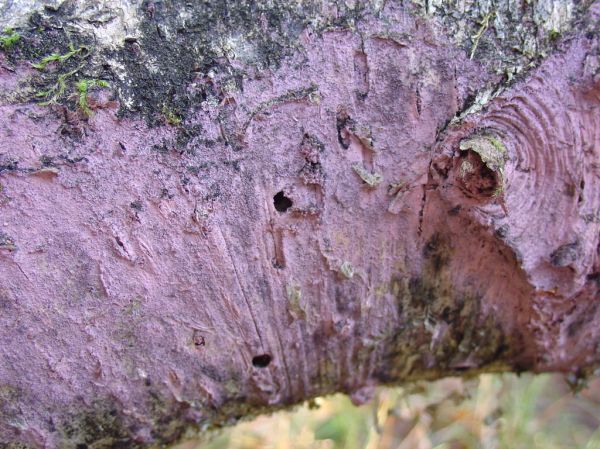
[336,109,353,149]
[455,150,499,199]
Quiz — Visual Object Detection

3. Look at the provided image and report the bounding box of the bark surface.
[0,1,599,448]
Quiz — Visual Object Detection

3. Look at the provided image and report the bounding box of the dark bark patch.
[299,134,325,185]
[422,233,451,274]
[378,229,526,383]
[550,242,580,267]
[379,272,515,383]
[566,301,599,338]
[58,401,136,449]
[587,272,600,285]
[353,50,369,99]
[0,232,16,251]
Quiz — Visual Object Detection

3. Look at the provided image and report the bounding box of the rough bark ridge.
[0,1,599,448]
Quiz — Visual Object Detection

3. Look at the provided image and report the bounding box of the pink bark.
[0,3,599,448]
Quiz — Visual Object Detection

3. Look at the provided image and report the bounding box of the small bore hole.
[252,354,272,368]
[273,191,293,212]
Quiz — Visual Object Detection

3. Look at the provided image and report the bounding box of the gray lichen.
[286,282,306,320]
[352,164,383,187]
[459,134,507,173]
[412,0,585,76]
[0,0,592,124]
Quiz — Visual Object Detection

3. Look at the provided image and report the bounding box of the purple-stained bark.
[0,1,599,448]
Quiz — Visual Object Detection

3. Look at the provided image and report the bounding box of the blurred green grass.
[176,373,600,449]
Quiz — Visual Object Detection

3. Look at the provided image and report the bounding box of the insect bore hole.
[252,354,272,368]
[273,191,292,212]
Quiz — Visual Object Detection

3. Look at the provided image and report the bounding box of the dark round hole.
[252,354,272,368]
[273,191,292,212]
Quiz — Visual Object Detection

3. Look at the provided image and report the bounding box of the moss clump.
[28,43,110,115]
[76,79,110,115]
[0,28,20,50]
[161,105,183,126]
[31,44,92,107]
[31,44,88,70]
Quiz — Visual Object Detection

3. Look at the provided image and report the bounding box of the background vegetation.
[175,373,600,449]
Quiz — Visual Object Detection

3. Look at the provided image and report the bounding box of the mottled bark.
[0,1,599,448]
